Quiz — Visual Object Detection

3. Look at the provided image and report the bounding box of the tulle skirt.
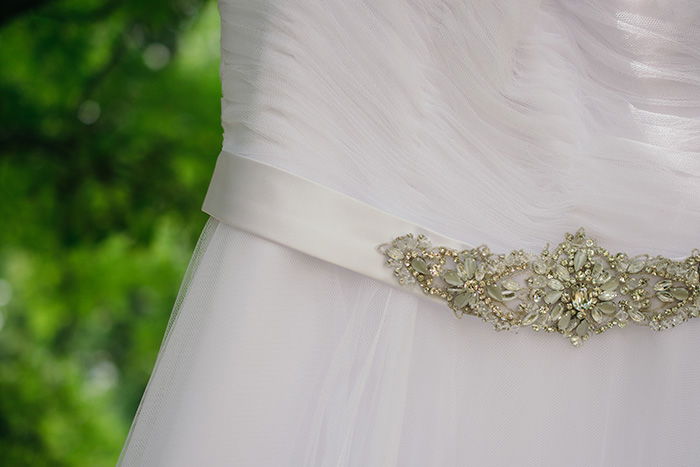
[119,218,700,466]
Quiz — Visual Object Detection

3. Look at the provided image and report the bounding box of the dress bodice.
[219,0,700,255]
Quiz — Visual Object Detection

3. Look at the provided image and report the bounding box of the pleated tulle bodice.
[219,0,700,255]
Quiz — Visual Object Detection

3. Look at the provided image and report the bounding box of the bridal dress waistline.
[203,150,700,347]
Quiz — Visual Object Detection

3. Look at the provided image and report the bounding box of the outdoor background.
[0,0,221,464]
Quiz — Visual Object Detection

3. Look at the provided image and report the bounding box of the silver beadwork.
[379,227,700,346]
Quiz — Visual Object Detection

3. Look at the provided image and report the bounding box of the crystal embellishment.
[379,228,700,346]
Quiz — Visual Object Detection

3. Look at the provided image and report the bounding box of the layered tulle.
[120,221,700,466]
[120,1,700,465]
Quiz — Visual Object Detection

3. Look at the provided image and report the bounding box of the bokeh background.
[0,0,221,464]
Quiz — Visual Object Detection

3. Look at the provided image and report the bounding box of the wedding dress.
[118,1,700,466]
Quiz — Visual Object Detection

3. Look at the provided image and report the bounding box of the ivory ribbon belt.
[202,150,700,346]
[202,150,468,288]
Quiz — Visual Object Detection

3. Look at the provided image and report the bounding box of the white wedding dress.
[119,1,700,466]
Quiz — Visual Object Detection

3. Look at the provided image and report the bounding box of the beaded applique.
[379,228,700,346]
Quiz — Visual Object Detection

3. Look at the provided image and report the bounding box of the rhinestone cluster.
[379,228,700,346]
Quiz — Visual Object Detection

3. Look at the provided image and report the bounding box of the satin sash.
[202,150,469,291]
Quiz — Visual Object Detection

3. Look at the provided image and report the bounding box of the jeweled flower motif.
[379,228,700,346]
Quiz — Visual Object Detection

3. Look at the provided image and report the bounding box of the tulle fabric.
[219,0,700,255]
[120,1,700,465]
[120,220,700,466]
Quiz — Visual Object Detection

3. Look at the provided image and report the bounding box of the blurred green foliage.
[0,0,221,464]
